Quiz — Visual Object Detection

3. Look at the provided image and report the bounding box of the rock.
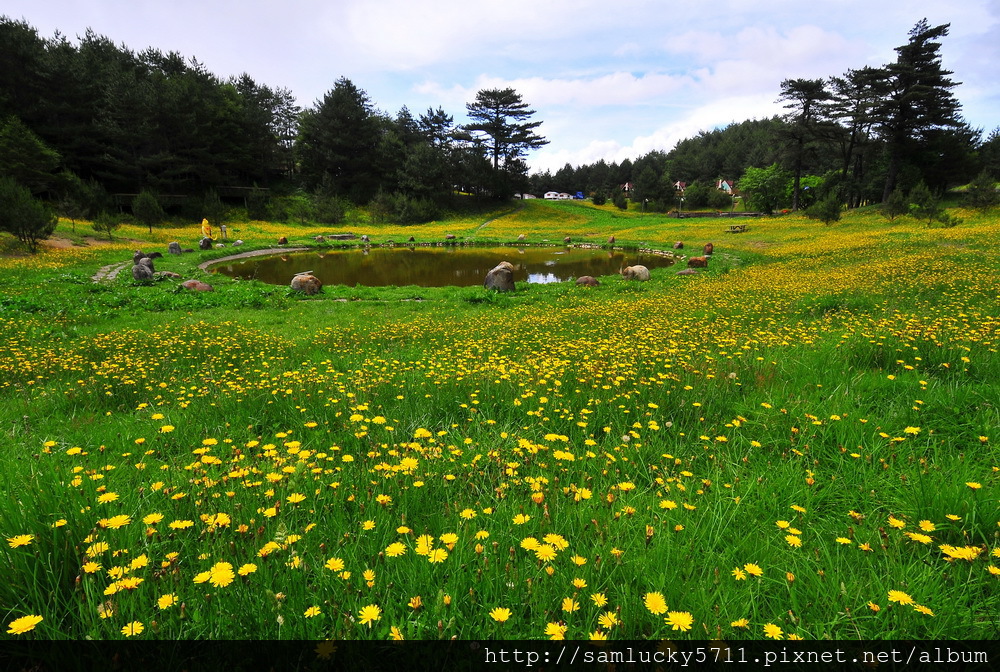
[183,248,195,253]
[484,261,515,292]
[148,252,163,259]
[576,276,600,287]
[199,237,213,250]
[215,243,226,248]
[156,271,182,279]
[676,268,700,275]
[607,236,615,246]
[621,265,650,281]
[564,236,571,244]
[168,241,182,255]
[703,242,714,256]
[673,241,684,249]
[445,234,456,240]
[408,236,415,242]
[314,235,325,242]
[290,273,323,295]
[688,256,709,268]
[517,234,526,242]
[361,235,370,243]
[232,240,243,246]
[131,263,153,281]
[133,250,147,265]
[278,236,288,245]
[138,257,154,272]
[180,279,213,292]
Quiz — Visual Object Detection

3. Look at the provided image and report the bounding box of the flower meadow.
[1,201,998,641]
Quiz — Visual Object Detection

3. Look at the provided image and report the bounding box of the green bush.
[0,176,57,252]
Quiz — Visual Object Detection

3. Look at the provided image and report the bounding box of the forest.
[1,15,998,247]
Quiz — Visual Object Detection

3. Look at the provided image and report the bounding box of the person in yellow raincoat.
[201,218,213,240]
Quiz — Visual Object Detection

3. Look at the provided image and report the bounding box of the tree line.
[532,20,1000,215]
[0,16,550,248]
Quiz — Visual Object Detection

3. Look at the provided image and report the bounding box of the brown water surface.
[210,246,674,287]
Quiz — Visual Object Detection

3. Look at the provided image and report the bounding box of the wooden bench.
[725,224,748,233]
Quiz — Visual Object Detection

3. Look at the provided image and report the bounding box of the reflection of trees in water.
[224,247,674,287]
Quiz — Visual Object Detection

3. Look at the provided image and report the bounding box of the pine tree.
[877,20,962,201]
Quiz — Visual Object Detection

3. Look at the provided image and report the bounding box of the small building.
[717,180,734,193]
[544,191,560,200]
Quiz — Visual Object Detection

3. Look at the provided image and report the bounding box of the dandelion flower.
[358,604,382,627]
[665,611,694,632]
[121,621,144,637]
[489,607,512,623]
[545,622,567,640]
[238,563,257,576]
[731,618,749,628]
[561,598,580,613]
[590,592,608,608]
[7,534,33,548]
[643,592,667,615]
[913,604,934,616]
[157,594,177,610]
[304,606,321,618]
[6,615,43,635]
[763,623,783,640]
[744,563,763,577]
[888,590,914,605]
[385,542,407,557]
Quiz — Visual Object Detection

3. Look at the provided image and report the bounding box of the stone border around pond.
[200,241,682,281]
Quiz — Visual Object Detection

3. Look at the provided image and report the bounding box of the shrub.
[804,196,842,226]
[592,192,607,206]
[881,188,908,221]
[613,193,628,210]
[964,170,999,210]
[132,190,166,234]
[92,211,122,241]
[0,176,57,252]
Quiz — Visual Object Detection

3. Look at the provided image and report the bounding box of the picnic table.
[725,223,748,233]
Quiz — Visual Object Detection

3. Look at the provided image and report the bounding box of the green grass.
[1,202,999,641]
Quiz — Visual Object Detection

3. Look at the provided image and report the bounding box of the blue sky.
[6,0,999,174]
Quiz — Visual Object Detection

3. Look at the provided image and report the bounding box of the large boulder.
[168,241,182,255]
[576,276,600,287]
[607,235,615,246]
[131,262,154,281]
[673,241,684,249]
[132,250,147,265]
[687,256,709,268]
[277,236,288,245]
[290,273,323,295]
[199,237,213,250]
[180,279,213,292]
[621,265,650,281]
[676,268,700,275]
[484,261,515,292]
[703,242,714,256]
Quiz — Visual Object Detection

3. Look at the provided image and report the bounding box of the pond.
[210,245,676,288]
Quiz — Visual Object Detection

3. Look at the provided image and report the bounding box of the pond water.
[210,245,675,288]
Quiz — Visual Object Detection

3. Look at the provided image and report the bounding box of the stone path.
[197,247,309,272]
[91,261,130,283]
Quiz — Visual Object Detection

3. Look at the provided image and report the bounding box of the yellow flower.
[121,621,144,637]
[732,567,747,580]
[888,590,914,605]
[238,563,257,576]
[598,611,619,629]
[731,618,749,628]
[744,563,763,577]
[763,623,783,639]
[545,622,567,640]
[561,598,580,613]
[208,561,235,588]
[589,629,608,640]
[918,520,936,532]
[512,514,530,525]
[590,592,608,608]
[160,425,174,433]
[913,604,934,616]
[489,607,512,622]
[665,611,694,632]
[785,534,802,548]
[385,542,407,557]
[6,614,43,635]
[966,482,982,490]
[428,548,448,563]
[535,545,557,562]
[325,557,344,572]
[7,534,34,548]
[304,606,321,618]
[358,604,382,627]
[868,602,881,612]
[887,516,905,529]
[835,537,852,545]
[643,592,667,615]
[408,596,423,610]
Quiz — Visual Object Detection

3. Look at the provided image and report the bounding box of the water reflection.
[213,246,674,288]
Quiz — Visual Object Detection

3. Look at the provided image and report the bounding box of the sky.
[5,0,1000,175]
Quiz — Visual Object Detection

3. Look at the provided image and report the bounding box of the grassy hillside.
[1,200,998,641]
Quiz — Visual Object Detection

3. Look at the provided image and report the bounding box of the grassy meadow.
[1,199,998,641]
